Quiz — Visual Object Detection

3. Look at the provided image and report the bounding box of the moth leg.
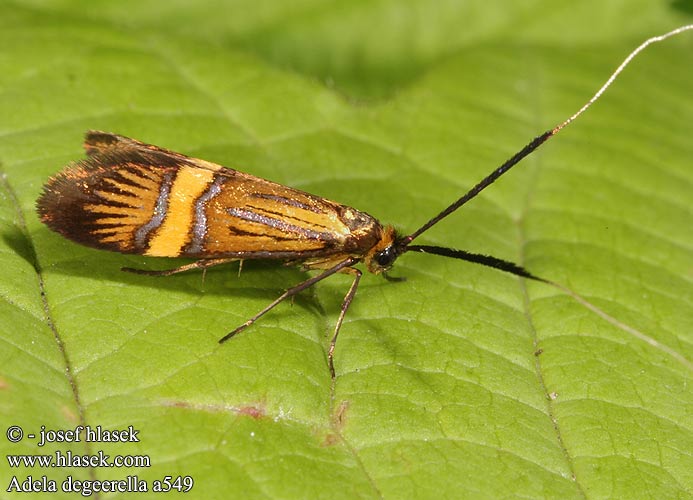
[219,258,357,345]
[383,272,406,283]
[121,258,236,277]
[328,267,362,379]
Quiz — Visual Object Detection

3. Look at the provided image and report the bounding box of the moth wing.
[37,143,191,254]
[38,132,383,260]
[197,169,379,258]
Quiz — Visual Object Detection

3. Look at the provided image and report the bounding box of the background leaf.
[1,1,692,499]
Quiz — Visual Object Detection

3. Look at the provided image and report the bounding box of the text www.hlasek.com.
[7,450,150,468]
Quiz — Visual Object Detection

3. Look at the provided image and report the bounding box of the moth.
[36,26,691,378]
[38,130,543,377]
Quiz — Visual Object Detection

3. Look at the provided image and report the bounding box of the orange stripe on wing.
[146,166,216,257]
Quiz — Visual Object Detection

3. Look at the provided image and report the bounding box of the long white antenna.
[553,24,693,134]
[403,24,693,245]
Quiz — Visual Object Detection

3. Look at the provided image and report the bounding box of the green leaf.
[1,2,692,499]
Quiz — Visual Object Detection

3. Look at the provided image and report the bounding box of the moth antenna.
[407,245,547,282]
[402,24,693,245]
[552,24,693,135]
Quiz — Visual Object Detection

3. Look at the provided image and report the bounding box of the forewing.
[37,132,377,260]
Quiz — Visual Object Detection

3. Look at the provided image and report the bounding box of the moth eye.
[375,246,396,267]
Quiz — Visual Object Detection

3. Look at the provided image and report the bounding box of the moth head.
[365,226,401,274]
